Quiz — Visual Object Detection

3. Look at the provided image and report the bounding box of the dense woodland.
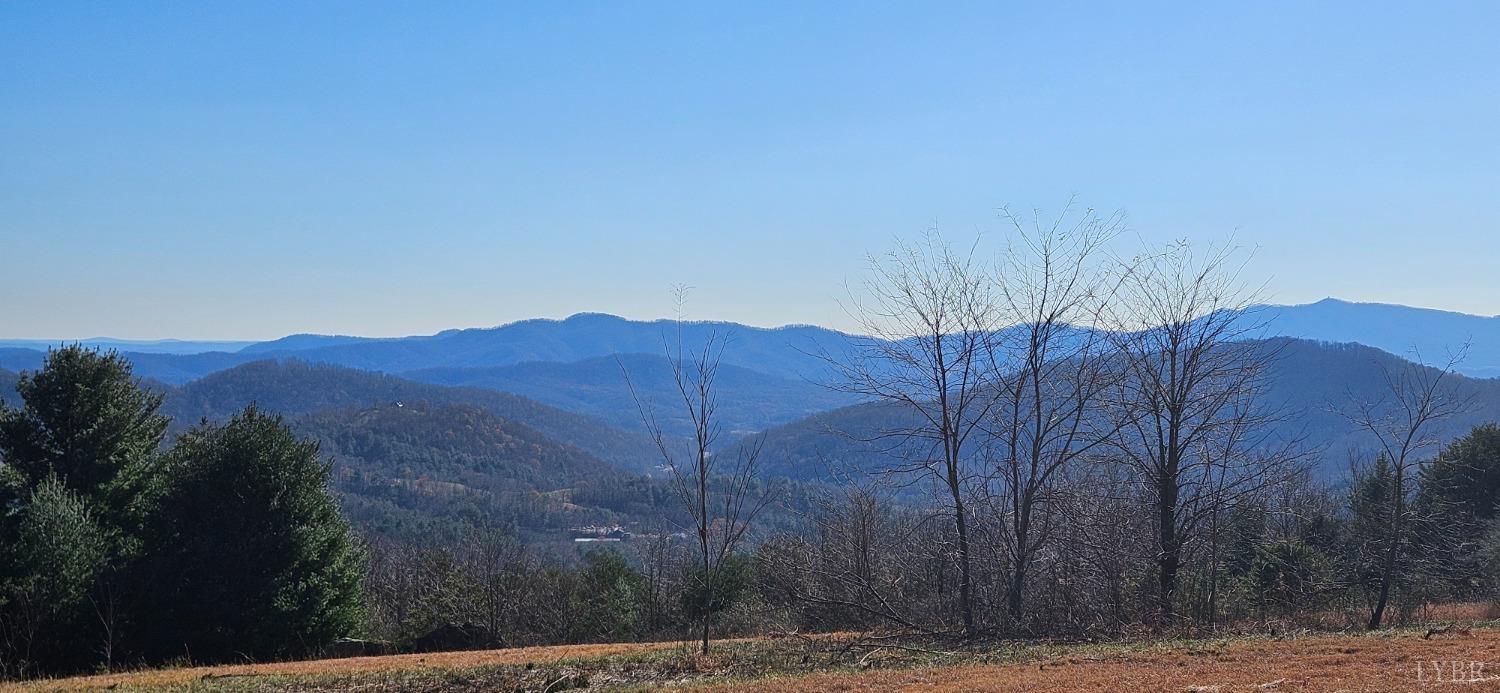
[6,226,1500,679]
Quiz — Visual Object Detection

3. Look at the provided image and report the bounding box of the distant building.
[567,524,633,541]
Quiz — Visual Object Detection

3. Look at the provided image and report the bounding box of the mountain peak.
[1287,297,1499,320]
[561,312,631,324]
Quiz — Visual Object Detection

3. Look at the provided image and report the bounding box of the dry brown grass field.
[3,640,682,691]
[11,625,1500,691]
[712,629,1500,692]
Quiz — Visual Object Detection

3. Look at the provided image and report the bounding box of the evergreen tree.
[0,478,110,677]
[1346,456,1399,593]
[680,553,753,631]
[1418,424,1500,523]
[0,345,167,531]
[572,549,645,642]
[1250,540,1328,616]
[0,346,166,675]
[1414,425,1500,593]
[146,405,363,662]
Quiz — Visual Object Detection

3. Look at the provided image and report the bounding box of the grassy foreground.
[10,625,1500,692]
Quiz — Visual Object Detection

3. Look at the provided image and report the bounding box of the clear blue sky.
[3,2,1497,339]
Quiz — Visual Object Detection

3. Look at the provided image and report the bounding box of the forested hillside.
[298,402,662,540]
[1259,338,1500,465]
[16,338,1498,493]
[9,267,1500,681]
[405,352,860,437]
[0,356,717,544]
[746,338,1500,481]
[161,360,663,473]
[71,337,1498,539]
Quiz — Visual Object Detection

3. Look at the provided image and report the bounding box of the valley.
[5,303,1500,544]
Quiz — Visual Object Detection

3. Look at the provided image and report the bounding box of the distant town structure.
[569,525,632,542]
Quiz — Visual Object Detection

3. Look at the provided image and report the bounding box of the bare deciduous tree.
[624,300,775,654]
[983,205,1123,625]
[1106,240,1301,625]
[830,232,1001,635]
[1341,348,1469,629]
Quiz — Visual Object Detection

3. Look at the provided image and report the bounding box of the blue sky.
[2,2,1497,339]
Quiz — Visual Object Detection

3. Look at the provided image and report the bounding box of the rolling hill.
[298,402,652,540]
[0,348,45,374]
[404,353,860,438]
[0,347,247,385]
[161,360,664,474]
[7,302,1500,490]
[11,332,1499,539]
[745,338,1500,482]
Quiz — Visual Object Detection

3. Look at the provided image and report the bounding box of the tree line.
[0,347,362,678]
[760,208,1494,638]
[586,212,1500,651]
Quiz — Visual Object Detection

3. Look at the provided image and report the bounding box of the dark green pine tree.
[0,344,167,533]
[0,477,111,677]
[1415,425,1500,592]
[147,405,364,663]
[1418,424,1500,523]
[0,346,167,675]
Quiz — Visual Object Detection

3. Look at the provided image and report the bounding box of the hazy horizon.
[3,296,1498,344]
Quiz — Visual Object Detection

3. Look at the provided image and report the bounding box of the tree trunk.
[1157,472,1180,626]
[700,550,712,654]
[700,555,712,654]
[954,494,974,636]
[1367,566,1393,630]
[1206,506,1221,629]
[1008,509,1032,622]
[1368,474,1405,630]
[699,443,712,654]
[1007,554,1026,620]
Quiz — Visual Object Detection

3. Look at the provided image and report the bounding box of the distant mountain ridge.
[0,313,863,385]
[0,337,256,355]
[7,336,1500,518]
[1255,298,1500,377]
[5,299,1497,381]
[3,300,1498,473]
[240,313,858,380]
